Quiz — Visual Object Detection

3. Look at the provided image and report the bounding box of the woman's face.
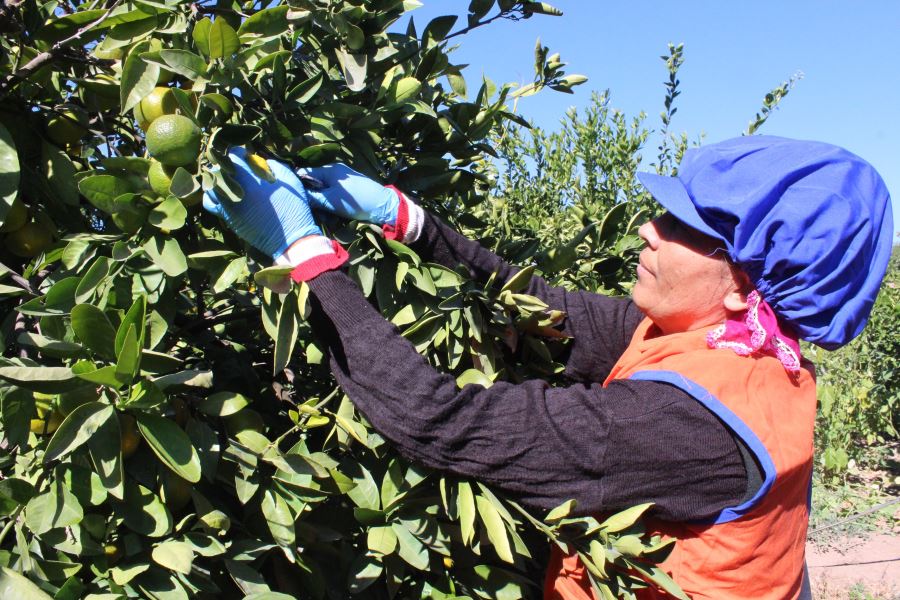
[633,213,743,334]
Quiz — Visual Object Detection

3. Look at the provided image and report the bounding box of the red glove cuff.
[382,185,409,242]
[289,239,349,283]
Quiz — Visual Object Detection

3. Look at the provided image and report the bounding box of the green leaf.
[0,366,77,393]
[0,123,20,213]
[455,368,493,388]
[149,196,188,230]
[88,407,124,500]
[197,391,249,417]
[347,554,383,594]
[208,18,239,60]
[476,494,514,563]
[237,5,289,40]
[367,525,398,555]
[36,9,107,44]
[16,333,83,359]
[151,540,195,575]
[43,401,110,464]
[143,236,188,276]
[198,93,233,119]
[501,265,535,294]
[74,257,112,304]
[272,290,298,375]
[25,479,83,535]
[457,480,476,545]
[77,174,132,214]
[116,294,147,356]
[120,41,160,114]
[253,265,293,294]
[192,17,212,57]
[545,498,576,522]
[344,461,380,510]
[137,413,202,483]
[169,167,200,198]
[391,522,429,570]
[0,478,35,516]
[597,502,653,533]
[42,143,78,206]
[261,489,295,546]
[156,49,207,80]
[0,566,54,599]
[71,304,117,359]
[117,480,172,537]
[115,325,141,385]
[71,361,125,387]
[423,15,458,43]
[58,462,107,506]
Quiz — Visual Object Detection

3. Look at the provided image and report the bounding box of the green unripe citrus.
[46,106,89,146]
[4,222,53,257]
[147,159,175,196]
[133,87,179,131]
[0,197,28,233]
[145,114,202,167]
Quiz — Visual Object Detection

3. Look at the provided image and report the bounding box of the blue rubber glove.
[203,148,322,258]
[301,163,401,226]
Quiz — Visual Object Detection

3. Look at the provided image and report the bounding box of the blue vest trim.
[629,369,777,524]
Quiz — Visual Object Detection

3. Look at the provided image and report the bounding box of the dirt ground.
[807,534,900,599]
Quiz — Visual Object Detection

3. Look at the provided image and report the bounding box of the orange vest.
[545,319,816,600]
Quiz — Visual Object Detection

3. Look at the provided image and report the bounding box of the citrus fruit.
[80,75,120,112]
[4,222,53,257]
[46,106,89,146]
[147,159,203,205]
[133,86,179,131]
[247,153,276,182]
[147,159,175,196]
[0,197,28,232]
[145,114,202,167]
[30,406,63,435]
[120,413,141,458]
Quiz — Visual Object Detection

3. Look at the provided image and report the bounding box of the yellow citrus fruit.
[4,222,53,257]
[0,197,28,233]
[145,114,201,167]
[133,87,179,131]
[247,153,276,182]
[103,543,123,565]
[120,413,141,458]
[46,106,89,146]
[30,408,63,435]
[224,409,265,435]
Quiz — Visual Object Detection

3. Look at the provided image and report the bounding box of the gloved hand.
[302,163,400,226]
[203,148,321,258]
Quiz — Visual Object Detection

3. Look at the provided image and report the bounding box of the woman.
[204,136,893,599]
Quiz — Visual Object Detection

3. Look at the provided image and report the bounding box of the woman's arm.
[307,269,748,522]
[410,210,646,384]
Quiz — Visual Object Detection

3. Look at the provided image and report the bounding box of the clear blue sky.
[403,2,900,239]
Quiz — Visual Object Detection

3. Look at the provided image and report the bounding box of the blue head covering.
[637,135,893,350]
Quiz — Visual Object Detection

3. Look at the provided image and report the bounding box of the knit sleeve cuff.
[382,186,424,244]
[275,235,349,283]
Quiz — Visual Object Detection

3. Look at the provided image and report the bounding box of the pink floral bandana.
[707,290,802,373]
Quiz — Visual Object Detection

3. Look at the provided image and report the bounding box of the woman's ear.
[723,267,752,313]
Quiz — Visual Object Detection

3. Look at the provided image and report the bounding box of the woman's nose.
[638,220,660,249]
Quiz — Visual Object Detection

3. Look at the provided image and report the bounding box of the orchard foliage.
[0,1,687,599]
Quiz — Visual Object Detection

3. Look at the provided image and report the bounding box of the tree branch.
[0,0,122,97]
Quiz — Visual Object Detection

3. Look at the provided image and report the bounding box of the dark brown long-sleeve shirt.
[306,212,760,522]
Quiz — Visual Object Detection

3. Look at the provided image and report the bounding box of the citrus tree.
[0,2,689,599]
